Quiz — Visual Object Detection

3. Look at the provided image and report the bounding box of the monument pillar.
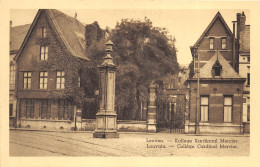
[93,40,119,138]
[147,83,158,133]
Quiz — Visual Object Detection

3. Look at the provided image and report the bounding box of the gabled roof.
[10,24,31,52]
[192,12,234,48]
[193,52,241,79]
[15,9,90,61]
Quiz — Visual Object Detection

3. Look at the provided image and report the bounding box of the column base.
[93,131,119,138]
[147,124,156,133]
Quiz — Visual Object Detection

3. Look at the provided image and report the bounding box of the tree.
[87,18,179,120]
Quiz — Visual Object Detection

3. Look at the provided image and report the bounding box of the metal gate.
[156,95,185,133]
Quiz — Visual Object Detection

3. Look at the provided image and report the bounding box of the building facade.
[14,9,97,130]
[236,12,250,133]
[186,12,246,134]
[10,23,31,127]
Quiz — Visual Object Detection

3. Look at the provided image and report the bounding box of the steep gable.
[193,12,233,47]
[15,9,90,62]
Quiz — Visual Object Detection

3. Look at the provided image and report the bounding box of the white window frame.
[221,37,227,49]
[23,72,32,89]
[40,46,48,60]
[209,38,214,50]
[200,96,209,122]
[56,71,65,89]
[224,96,232,122]
[39,71,48,89]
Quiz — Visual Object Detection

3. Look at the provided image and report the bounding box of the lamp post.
[93,40,119,138]
[194,47,200,134]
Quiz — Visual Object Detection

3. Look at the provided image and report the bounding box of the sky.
[10,9,250,65]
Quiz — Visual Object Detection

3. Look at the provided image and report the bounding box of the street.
[10,130,250,156]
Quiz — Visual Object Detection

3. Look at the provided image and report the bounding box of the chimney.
[10,20,12,28]
[240,11,246,31]
[236,13,241,43]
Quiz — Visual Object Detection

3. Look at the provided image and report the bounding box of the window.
[9,104,13,116]
[40,100,50,119]
[209,38,214,50]
[40,27,47,37]
[58,99,68,120]
[221,38,227,49]
[10,64,15,86]
[26,99,34,118]
[78,76,81,87]
[200,96,209,122]
[224,96,232,122]
[214,67,221,76]
[212,60,222,77]
[39,72,48,89]
[23,72,32,89]
[40,46,48,60]
[247,56,250,62]
[247,73,250,86]
[56,71,65,89]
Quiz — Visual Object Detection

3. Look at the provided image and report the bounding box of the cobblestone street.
[10,130,250,156]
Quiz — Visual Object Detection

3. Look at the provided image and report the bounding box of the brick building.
[14,9,98,130]
[236,12,250,133]
[186,12,246,134]
[9,23,31,127]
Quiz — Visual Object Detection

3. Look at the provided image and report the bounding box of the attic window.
[209,38,214,50]
[212,59,222,77]
[221,37,227,49]
[39,27,47,38]
[40,46,48,60]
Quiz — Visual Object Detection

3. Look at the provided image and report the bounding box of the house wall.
[238,13,250,129]
[16,11,79,130]
[17,12,66,98]
[189,81,244,124]
[187,80,244,134]
[194,18,234,69]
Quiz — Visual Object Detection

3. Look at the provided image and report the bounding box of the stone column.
[147,83,158,133]
[93,40,119,138]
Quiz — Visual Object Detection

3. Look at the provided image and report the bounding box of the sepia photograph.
[9,8,250,156]
[1,1,260,167]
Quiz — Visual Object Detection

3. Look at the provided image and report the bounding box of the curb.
[9,128,250,137]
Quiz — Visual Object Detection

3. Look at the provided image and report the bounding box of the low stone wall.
[80,119,96,131]
[17,118,148,132]
[117,120,147,132]
[243,122,250,134]
[80,119,147,132]
[187,122,243,134]
[19,118,74,131]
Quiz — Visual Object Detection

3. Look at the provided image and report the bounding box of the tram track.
[10,131,145,156]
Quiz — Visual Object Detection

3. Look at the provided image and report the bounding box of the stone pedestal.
[147,83,158,133]
[93,40,119,138]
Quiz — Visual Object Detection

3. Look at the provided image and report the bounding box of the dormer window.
[209,37,214,50]
[212,59,222,77]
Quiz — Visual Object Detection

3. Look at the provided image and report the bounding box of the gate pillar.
[147,83,158,133]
